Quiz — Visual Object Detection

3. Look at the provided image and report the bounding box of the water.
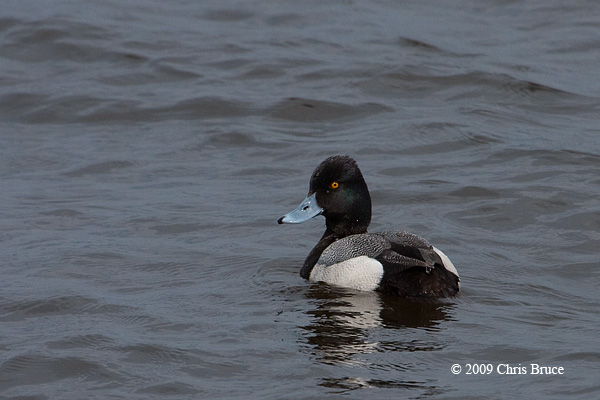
[1,0,599,398]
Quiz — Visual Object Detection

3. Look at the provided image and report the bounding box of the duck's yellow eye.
[330,182,339,189]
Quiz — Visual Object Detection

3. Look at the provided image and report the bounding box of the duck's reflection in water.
[301,283,456,367]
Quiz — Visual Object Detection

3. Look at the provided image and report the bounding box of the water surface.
[1,1,599,399]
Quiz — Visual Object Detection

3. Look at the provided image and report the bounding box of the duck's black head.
[279,155,372,237]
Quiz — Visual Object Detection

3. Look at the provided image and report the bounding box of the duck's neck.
[300,182,372,278]
[300,231,340,278]
[299,221,369,279]
[325,216,369,237]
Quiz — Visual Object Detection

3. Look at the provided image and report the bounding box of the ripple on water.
[0,295,98,322]
[266,97,393,122]
[47,334,115,350]
[0,354,119,389]
[136,381,202,396]
[63,160,135,177]
[0,92,252,124]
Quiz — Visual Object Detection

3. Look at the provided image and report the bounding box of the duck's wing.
[376,231,460,298]
[378,230,433,249]
[375,231,441,271]
[316,231,436,269]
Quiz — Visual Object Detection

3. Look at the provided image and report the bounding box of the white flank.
[432,246,459,277]
[309,255,384,291]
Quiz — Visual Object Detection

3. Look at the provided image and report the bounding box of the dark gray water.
[1,1,599,398]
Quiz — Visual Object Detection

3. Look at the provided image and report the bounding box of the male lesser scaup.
[278,155,460,298]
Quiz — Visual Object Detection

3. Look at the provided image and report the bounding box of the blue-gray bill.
[278,193,323,224]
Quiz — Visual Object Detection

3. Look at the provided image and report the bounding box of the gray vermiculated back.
[317,231,432,267]
[317,233,389,266]
[378,231,433,250]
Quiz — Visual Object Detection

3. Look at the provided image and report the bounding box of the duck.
[277,155,460,298]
